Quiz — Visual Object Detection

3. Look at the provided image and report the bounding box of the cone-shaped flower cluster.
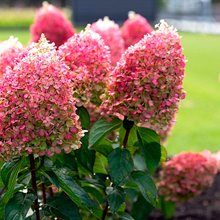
[100,21,186,138]
[30,2,75,47]
[91,17,124,64]
[58,26,112,106]
[121,11,153,48]
[0,35,84,160]
[158,152,218,202]
[0,37,23,77]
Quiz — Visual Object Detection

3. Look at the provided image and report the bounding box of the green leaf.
[137,127,161,173]
[52,152,77,171]
[119,125,138,148]
[160,197,176,220]
[108,148,134,186]
[131,171,158,207]
[5,192,35,220]
[83,185,104,205]
[131,194,154,220]
[139,142,161,174]
[76,106,90,129]
[0,203,5,220]
[17,172,31,186]
[160,145,167,164]
[120,213,135,220]
[89,118,122,148]
[90,138,113,157]
[137,127,160,144]
[106,186,125,214]
[117,203,126,213]
[93,153,108,174]
[0,159,23,205]
[75,133,95,172]
[52,168,95,210]
[1,161,16,187]
[46,192,82,220]
[39,170,60,188]
[133,154,147,171]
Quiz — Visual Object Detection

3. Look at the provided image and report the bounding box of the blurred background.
[0,0,220,155]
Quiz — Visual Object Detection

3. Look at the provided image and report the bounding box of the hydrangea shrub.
[58,26,112,106]
[0,35,83,159]
[121,11,153,48]
[0,17,194,220]
[91,16,125,64]
[101,20,186,140]
[158,152,218,203]
[30,2,75,47]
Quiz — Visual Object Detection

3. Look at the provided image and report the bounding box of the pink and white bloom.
[158,151,218,202]
[101,20,186,139]
[0,36,23,77]
[0,35,83,160]
[121,11,153,48]
[31,2,75,47]
[58,26,112,106]
[91,17,124,64]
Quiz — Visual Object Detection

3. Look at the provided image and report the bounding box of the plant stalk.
[42,183,47,204]
[29,154,41,220]
[123,128,131,148]
[122,117,134,148]
[101,201,109,220]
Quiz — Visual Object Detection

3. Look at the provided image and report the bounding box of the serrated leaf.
[1,161,16,187]
[93,153,108,174]
[39,170,60,188]
[131,171,157,207]
[108,148,134,186]
[5,192,35,220]
[52,168,95,210]
[46,192,81,220]
[75,133,95,172]
[137,127,161,173]
[0,159,23,205]
[137,127,160,144]
[89,118,122,148]
[133,154,147,171]
[139,142,161,174]
[76,106,90,129]
[106,186,125,214]
[52,152,77,171]
[131,194,154,220]
[83,185,104,205]
[90,138,113,157]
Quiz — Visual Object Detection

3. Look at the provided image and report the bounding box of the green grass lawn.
[0,30,220,154]
[0,29,30,44]
[166,32,220,154]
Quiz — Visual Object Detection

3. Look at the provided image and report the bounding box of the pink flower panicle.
[204,150,220,172]
[0,35,84,160]
[100,20,186,139]
[30,2,75,47]
[158,152,218,202]
[121,11,153,48]
[58,26,112,106]
[84,103,101,125]
[91,17,124,64]
[0,36,24,77]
